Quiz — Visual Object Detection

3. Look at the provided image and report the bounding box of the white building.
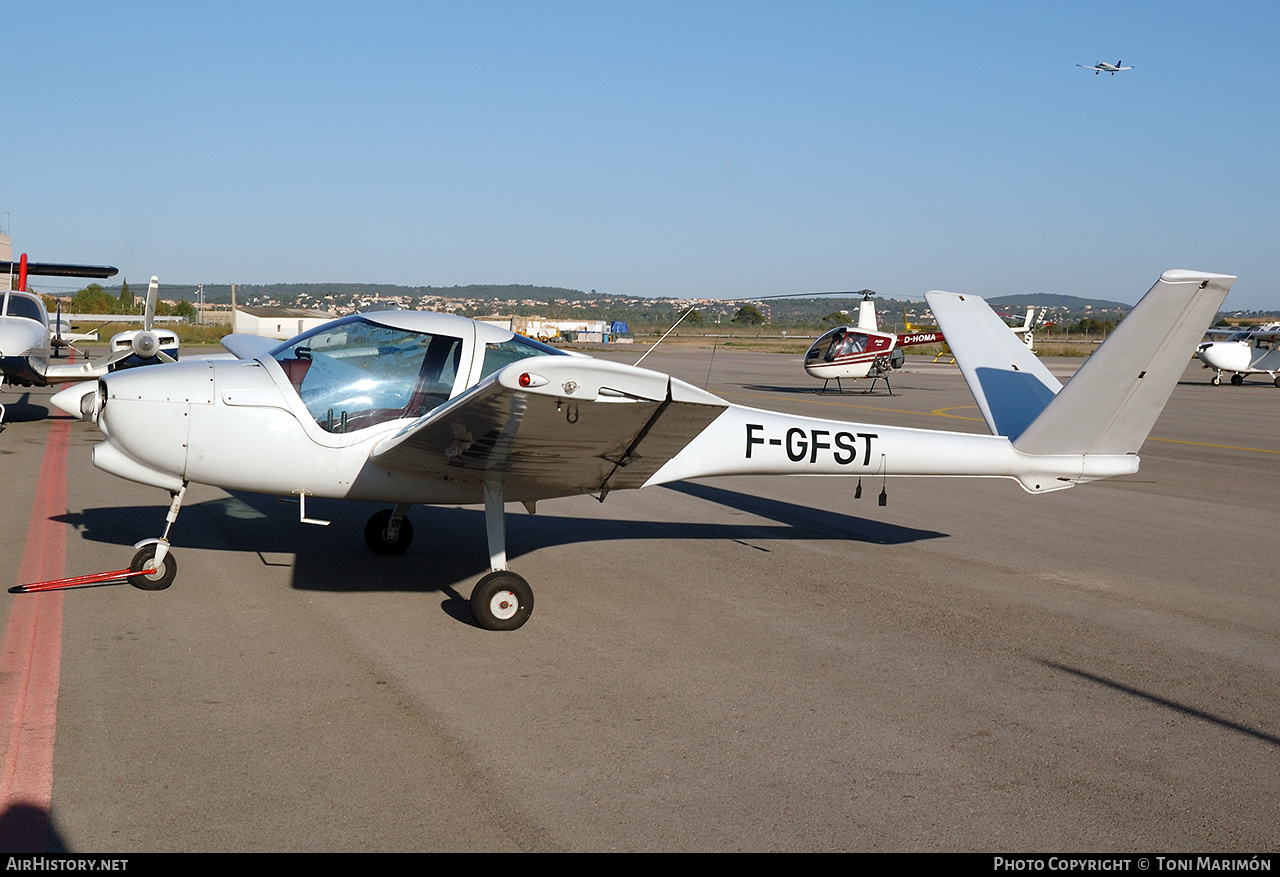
[234,306,338,339]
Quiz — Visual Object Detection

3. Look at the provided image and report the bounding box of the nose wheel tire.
[470,571,534,631]
[128,544,178,591]
[1210,375,1221,386]
[364,510,414,555]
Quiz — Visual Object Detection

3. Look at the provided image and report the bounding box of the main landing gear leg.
[470,479,534,631]
[364,503,414,555]
[128,482,187,591]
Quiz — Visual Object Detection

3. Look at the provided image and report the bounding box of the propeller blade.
[143,276,158,331]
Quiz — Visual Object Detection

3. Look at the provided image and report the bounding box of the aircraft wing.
[1204,327,1280,342]
[0,260,118,279]
[369,357,729,494]
[42,359,109,382]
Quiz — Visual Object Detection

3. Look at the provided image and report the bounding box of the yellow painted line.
[929,406,984,422]
[725,391,985,422]
[726,391,933,418]
[1145,437,1280,455]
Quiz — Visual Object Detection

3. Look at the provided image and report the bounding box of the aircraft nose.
[51,382,102,421]
[1196,342,1249,372]
[91,362,215,490]
[0,320,42,357]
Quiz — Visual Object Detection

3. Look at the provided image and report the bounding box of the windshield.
[2,293,46,323]
[271,316,463,433]
[804,328,870,364]
[477,334,565,381]
[805,328,844,364]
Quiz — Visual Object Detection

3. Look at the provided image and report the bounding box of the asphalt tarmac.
[0,349,1277,852]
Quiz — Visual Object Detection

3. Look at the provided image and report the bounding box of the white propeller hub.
[133,330,161,359]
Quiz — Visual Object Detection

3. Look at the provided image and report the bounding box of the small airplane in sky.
[1078,60,1133,75]
[48,268,1232,631]
[0,259,175,423]
[1196,323,1280,386]
[803,293,943,393]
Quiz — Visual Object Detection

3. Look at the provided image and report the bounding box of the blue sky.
[6,2,1278,308]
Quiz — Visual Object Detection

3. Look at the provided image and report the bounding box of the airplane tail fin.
[927,269,1235,456]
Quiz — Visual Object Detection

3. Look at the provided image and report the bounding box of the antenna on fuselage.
[633,305,699,368]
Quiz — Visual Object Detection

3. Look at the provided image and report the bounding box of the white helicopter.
[0,261,177,423]
[49,268,1232,631]
[1196,323,1280,386]
[1078,60,1133,75]
[803,300,1047,392]
[803,294,943,393]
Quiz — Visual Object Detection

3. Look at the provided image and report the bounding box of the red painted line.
[0,418,70,852]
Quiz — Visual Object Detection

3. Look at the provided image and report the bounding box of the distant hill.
[987,293,1131,311]
[98,282,591,305]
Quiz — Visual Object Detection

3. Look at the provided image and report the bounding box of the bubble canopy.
[269,313,564,433]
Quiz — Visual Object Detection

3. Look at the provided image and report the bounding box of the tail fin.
[927,269,1235,455]
[925,289,1062,440]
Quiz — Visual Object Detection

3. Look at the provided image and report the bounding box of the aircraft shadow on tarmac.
[54,483,946,622]
[740,383,897,396]
[0,392,50,424]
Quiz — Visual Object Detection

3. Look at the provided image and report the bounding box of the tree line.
[58,280,197,321]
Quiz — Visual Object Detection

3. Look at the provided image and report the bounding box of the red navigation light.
[519,372,532,388]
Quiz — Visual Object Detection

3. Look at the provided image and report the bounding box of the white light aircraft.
[1196,323,1280,386]
[0,261,175,423]
[103,276,180,371]
[1002,305,1051,349]
[1,254,118,422]
[51,269,1233,631]
[1078,60,1133,75]
[50,306,100,351]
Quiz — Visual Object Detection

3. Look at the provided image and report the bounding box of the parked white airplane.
[49,269,1233,631]
[1078,60,1133,75]
[1196,323,1280,386]
[50,305,100,351]
[0,260,175,423]
[1,254,118,422]
[103,276,180,371]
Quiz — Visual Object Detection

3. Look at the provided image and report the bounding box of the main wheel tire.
[470,571,534,631]
[1231,373,1244,386]
[1274,376,1280,388]
[128,544,177,591]
[364,509,414,555]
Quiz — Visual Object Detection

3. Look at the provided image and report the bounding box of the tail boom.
[644,405,1135,493]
